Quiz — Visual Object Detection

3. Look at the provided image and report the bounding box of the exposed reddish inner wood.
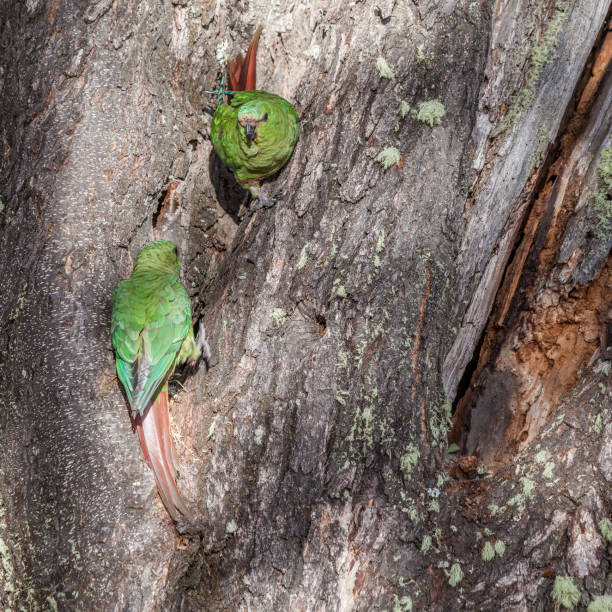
[450,25,612,469]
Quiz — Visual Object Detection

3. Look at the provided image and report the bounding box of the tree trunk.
[0,0,610,610]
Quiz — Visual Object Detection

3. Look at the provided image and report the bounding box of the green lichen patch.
[308,45,321,61]
[400,101,411,118]
[534,450,548,464]
[587,595,612,612]
[346,396,376,457]
[271,308,287,327]
[448,563,463,587]
[598,517,612,542]
[416,100,445,127]
[376,57,395,79]
[376,147,401,170]
[481,541,495,561]
[598,146,612,189]
[496,0,570,135]
[551,576,581,610]
[335,284,347,298]
[421,534,432,553]
[494,539,505,557]
[542,461,555,479]
[591,192,612,243]
[336,349,349,370]
[400,444,420,479]
[336,389,349,406]
[590,413,603,434]
[513,476,536,502]
[0,535,15,593]
[392,595,413,612]
[296,243,309,270]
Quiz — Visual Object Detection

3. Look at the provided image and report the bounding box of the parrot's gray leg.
[249,184,281,212]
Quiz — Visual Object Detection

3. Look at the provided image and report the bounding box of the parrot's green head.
[236,100,269,143]
[133,240,180,273]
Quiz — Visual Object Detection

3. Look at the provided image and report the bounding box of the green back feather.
[210,90,299,186]
[110,241,198,416]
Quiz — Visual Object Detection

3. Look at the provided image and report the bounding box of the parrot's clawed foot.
[196,320,211,369]
[250,190,281,213]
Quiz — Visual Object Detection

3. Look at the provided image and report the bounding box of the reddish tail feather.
[135,386,189,521]
[228,25,263,91]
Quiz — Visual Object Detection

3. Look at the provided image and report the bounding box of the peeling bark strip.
[0,1,610,610]
[452,9,612,466]
[443,0,611,400]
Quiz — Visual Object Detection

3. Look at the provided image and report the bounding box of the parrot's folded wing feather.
[115,358,136,403]
[131,341,179,417]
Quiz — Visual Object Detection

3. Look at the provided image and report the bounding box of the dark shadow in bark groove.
[208,150,246,223]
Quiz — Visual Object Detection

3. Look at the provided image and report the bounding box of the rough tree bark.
[0,0,610,610]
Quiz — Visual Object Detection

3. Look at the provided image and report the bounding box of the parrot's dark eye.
[262,113,268,121]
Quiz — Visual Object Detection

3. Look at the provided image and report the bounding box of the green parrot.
[111,240,207,521]
[210,26,300,209]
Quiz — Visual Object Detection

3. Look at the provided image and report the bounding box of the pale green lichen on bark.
[376,147,401,170]
[0,494,19,605]
[392,595,413,611]
[336,389,349,405]
[400,444,420,479]
[541,458,555,478]
[534,450,548,464]
[346,401,374,453]
[591,192,612,243]
[494,539,505,557]
[588,595,612,612]
[448,563,463,587]
[598,517,612,542]
[551,576,581,610]
[598,146,612,189]
[296,243,309,270]
[420,534,432,553]
[481,541,495,561]
[416,100,445,127]
[376,229,386,253]
[496,0,570,135]
[376,57,395,79]
[271,308,287,327]
[585,145,612,260]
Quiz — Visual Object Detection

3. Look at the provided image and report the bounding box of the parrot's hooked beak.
[244,123,257,142]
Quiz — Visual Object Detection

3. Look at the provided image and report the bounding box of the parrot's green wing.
[111,270,192,417]
[210,90,299,187]
[110,240,203,522]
